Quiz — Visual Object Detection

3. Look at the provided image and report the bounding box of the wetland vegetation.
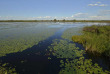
[0,22,110,74]
[0,22,59,57]
[72,25,110,56]
[48,39,110,74]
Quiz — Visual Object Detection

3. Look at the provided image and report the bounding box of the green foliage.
[0,63,17,74]
[48,39,110,74]
[72,25,110,56]
[59,57,110,74]
[48,57,51,60]
[49,39,83,58]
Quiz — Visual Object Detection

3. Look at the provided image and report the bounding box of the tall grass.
[72,25,110,56]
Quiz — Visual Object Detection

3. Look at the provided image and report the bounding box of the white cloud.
[89,15,110,20]
[97,2,101,4]
[88,4,98,6]
[27,16,52,20]
[98,10,110,16]
[54,16,57,18]
[94,4,98,6]
[90,16,102,18]
[44,16,51,19]
[88,2,108,7]
[87,10,110,20]
[0,13,110,20]
[99,4,108,7]
[36,17,42,19]
[101,10,110,14]
[71,13,88,18]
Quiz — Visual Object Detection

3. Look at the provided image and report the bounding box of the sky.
[0,0,110,20]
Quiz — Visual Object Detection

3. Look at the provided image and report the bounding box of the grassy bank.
[72,25,110,56]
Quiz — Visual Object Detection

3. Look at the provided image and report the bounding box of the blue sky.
[0,0,110,20]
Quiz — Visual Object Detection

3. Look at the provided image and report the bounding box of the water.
[0,22,109,74]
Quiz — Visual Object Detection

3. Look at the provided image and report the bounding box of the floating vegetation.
[49,39,82,58]
[0,62,16,74]
[61,27,82,41]
[0,22,61,74]
[49,39,110,74]
[0,22,59,57]
[59,57,110,74]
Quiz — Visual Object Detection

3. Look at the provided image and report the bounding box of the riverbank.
[72,25,110,57]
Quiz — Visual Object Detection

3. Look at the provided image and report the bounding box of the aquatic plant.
[0,22,60,73]
[62,27,82,41]
[49,39,110,74]
[0,23,59,57]
[0,62,16,74]
[59,57,110,74]
[49,39,82,58]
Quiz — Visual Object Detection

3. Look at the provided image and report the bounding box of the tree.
[62,19,65,22]
[54,19,57,22]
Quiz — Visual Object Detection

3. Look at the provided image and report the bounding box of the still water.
[0,22,109,74]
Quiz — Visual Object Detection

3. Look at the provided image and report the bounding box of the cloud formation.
[88,4,98,6]
[99,4,108,7]
[100,10,110,15]
[0,11,110,20]
[88,2,108,7]
[89,16,110,20]
[71,13,88,18]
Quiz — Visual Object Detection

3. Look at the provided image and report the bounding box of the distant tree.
[54,19,57,22]
[73,19,76,22]
[62,19,65,22]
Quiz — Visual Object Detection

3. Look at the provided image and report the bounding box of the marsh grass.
[72,25,110,56]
